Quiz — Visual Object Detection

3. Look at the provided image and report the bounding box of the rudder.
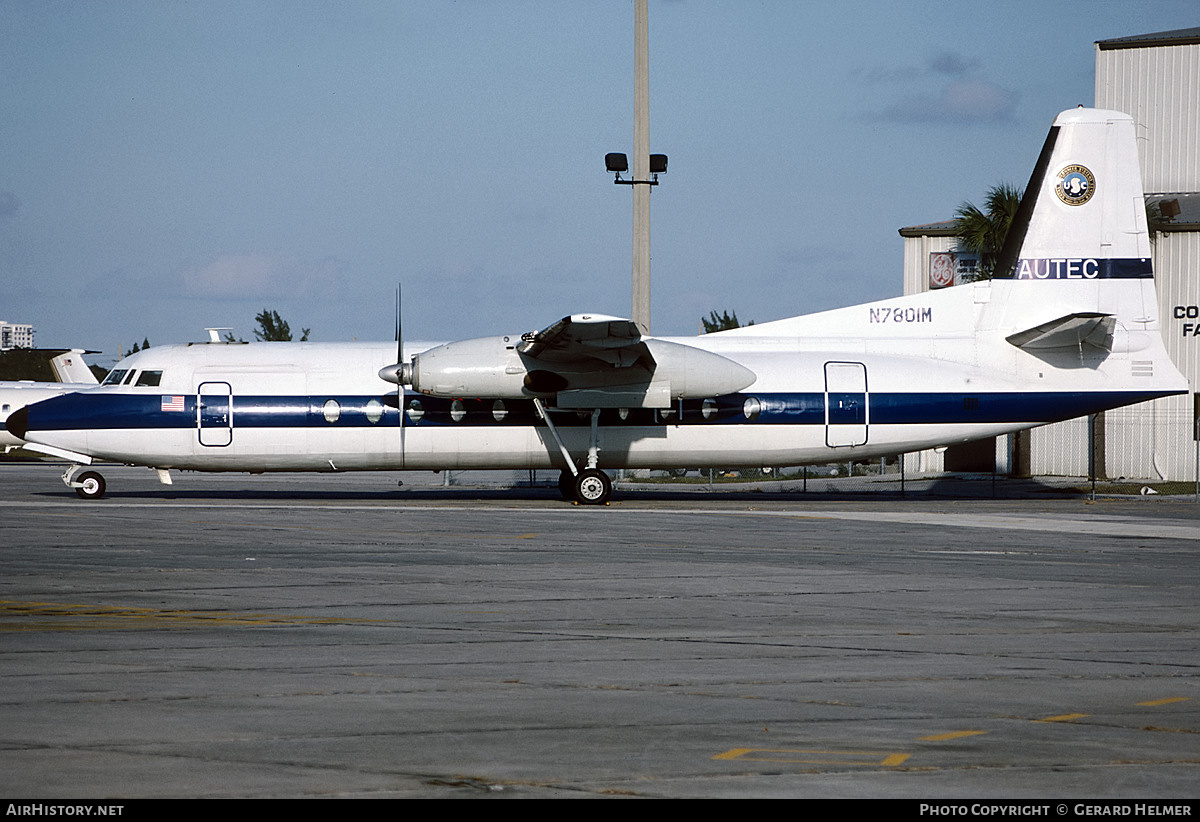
[995,108,1152,282]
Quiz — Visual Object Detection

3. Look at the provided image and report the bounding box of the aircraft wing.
[517,314,650,369]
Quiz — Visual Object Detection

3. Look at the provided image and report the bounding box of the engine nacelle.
[642,339,756,399]
[382,336,528,398]
[378,335,757,403]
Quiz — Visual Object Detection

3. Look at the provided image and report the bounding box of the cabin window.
[743,397,762,421]
[364,398,384,424]
[406,399,424,423]
[702,398,718,420]
[450,399,466,422]
[136,370,163,387]
[102,369,128,385]
[322,399,341,423]
[492,400,507,422]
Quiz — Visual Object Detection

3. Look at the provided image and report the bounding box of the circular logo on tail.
[1055,165,1095,205]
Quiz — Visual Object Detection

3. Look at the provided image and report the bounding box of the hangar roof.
[897,220,958,238]
[1097,28,1200,50]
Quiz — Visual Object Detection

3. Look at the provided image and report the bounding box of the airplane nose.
[6,406,28,439]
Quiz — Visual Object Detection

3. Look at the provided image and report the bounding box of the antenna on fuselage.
[205,328,233,343]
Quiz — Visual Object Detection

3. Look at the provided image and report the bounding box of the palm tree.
[701,310,752,334]
[953,183,1023,280]
[253,309,310,342]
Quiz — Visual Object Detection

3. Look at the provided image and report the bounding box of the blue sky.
[1,0,1195,362]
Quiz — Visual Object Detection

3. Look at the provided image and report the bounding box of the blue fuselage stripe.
[20,390,1179,433]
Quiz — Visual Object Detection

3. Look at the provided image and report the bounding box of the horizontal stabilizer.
[1005,313,1115,351]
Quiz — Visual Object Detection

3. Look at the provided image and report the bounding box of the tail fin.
[49,349,99,384]
[995,108,1152,283]
[988,108,1187,405]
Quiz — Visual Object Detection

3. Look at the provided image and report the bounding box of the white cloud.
[181,253,284,298]
[861,50,1017,125]
[178,253,345,300]
[878,78,1018,124]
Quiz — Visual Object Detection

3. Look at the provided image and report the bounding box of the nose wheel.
[71,470,106,499]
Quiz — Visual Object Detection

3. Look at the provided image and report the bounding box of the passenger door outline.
[824,361,868,447]
[197,381,233,447]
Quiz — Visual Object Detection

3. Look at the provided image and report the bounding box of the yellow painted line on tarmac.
[1138,697,1190,707]
[713,747,910,766]
[1036,713,1090,723]
[919,730,988,741]
[0,599,384,631]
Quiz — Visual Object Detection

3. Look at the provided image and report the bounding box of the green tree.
[253,309,310,342]
[953,183,1023,280]
[0,348,57,381]
[701,309,752,334]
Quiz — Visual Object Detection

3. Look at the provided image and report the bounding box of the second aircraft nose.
[5,406,28,440]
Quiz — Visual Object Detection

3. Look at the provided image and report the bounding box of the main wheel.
[574,468,611,505]
[74,471,106,500]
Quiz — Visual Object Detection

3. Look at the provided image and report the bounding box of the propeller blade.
[396,284,404,441]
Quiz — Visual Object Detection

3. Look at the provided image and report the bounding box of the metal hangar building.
[899,27,1200,482]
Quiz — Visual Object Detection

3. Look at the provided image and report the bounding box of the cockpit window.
[135,370,163,387]
[123,370,137,385]
[102,369,129,385]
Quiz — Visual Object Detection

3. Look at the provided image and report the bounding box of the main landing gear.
[558,467,612,505]
[535,399,613,505]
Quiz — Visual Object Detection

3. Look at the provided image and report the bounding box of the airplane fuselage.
[13,277,1183,475]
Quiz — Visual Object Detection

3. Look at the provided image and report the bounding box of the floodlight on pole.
[606,152,667,186]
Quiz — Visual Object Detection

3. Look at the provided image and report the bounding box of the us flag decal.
[161,395,185,412]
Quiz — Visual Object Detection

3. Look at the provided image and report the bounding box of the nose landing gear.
[63,465,106,500]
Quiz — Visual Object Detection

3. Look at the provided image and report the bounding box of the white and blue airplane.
[8,108,1190,503]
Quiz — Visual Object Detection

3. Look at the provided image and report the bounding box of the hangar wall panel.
[1096,41,1200,190]
[1156,231,1200,384]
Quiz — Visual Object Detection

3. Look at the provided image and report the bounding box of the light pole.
[605,0,665,334]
